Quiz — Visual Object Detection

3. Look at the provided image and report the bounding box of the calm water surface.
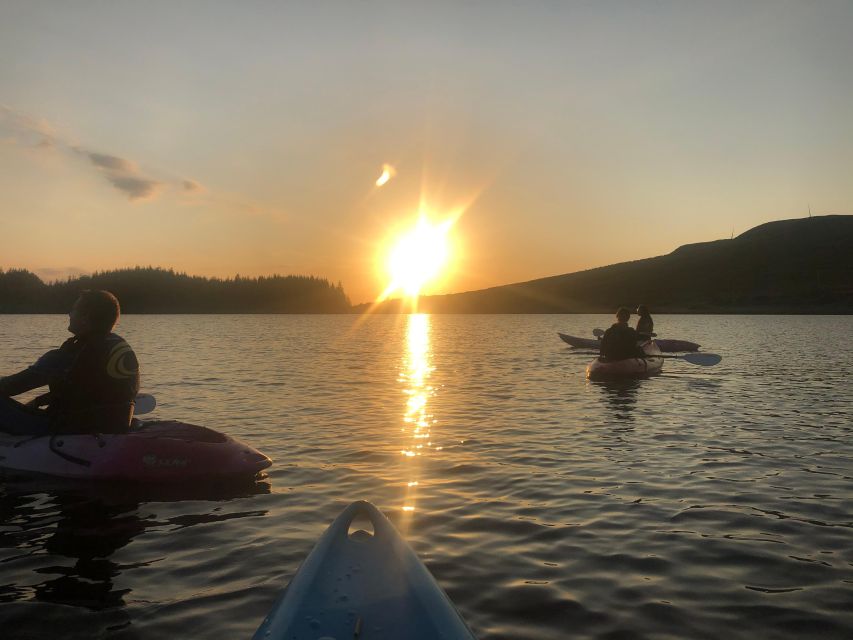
[1,314,851,639]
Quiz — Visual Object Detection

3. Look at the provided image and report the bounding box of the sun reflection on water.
[399,313,435,520]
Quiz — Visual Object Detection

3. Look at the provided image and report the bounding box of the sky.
[1,1,852,304]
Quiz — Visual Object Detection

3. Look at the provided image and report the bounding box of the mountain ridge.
[362,215,853,314]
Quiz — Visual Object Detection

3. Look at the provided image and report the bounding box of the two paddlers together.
[560,305,722,380]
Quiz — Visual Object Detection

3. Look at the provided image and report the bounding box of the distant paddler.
[599,307,646,361]
[636,304,654,340]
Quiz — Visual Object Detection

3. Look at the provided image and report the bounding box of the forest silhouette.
[0,267,351,313]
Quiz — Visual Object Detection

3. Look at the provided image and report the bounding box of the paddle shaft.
[568,351,721,365]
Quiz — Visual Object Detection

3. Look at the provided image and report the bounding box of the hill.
[364,215,853,314]
[5,216,850,315]
[0,267,351,313]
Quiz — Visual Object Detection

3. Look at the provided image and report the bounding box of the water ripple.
[1,314,852,639]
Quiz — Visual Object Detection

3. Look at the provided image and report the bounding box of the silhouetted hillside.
[0,267,351,313]
[364,215,853,314]
[6,216,850,315]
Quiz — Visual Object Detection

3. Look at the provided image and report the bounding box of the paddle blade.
[134,393,157,415]
[682,352,722,366]
[592,328,605,338]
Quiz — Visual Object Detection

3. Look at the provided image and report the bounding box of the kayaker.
[0,290,140,436]
[599,307,645,361]
[636,304,654,340]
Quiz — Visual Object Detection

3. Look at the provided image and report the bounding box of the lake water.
[1,314,851,639]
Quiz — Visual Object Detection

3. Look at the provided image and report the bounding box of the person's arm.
[25,391,53,408]
[0,346,72,398]
[0,367,50,397]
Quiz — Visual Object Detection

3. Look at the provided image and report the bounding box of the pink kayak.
[0,420,271,482]
[586,340,664,380]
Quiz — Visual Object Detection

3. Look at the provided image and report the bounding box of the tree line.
[0,267,353,313]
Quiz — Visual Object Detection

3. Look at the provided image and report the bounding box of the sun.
[383,215,453,298]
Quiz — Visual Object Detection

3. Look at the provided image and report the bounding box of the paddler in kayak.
[599,307,645,361]
[0,290,140,436]
[636,304,654,340]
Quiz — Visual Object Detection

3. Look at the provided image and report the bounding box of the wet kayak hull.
[586,341,664,380]
[0,420,271,482]
[253,500,476,640]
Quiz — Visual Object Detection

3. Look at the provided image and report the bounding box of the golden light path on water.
[398,313,436,524]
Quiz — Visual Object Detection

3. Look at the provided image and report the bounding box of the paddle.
[568,351,722,366]
[655,352,721,365]
[593,327,657,338]
[134,393,157,415]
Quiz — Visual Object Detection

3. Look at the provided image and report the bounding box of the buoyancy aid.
[47,333,140,433]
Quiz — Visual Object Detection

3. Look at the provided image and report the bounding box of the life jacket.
[47,333,140,434]
[636,315,654,338]
[600,323,644,361]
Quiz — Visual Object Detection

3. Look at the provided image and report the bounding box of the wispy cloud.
[0,104,198,202]
[86,152,134,172]
[34,266,90,282]
[0,105,56,143]
[105,173,162,201]
[182,178,204,193]
[0,105,285,219]
[76,148,163,201]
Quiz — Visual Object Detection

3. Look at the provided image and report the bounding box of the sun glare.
[384,215,453,298]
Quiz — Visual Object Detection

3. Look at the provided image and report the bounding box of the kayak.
[558,332,700,353]
[586,340,664,381]
[558,333,600,349]
[253,500,476,640]
[0,419,271,482]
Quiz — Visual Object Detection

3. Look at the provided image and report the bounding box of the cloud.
[79,146,164,201]
[86,152,135,172]
[182,178,204,192]
[75,148,163,200]
[105,174,162,201]
[0,104,56,144]
[34,266,90,282]
[2,104,196,203]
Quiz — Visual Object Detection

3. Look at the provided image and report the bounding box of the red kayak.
[0,420,271,482]
[586,340,664,381]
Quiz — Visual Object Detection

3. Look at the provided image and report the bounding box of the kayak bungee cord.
[48,434,93,467]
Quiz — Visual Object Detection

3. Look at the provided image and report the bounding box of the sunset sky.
[2,1,852,304]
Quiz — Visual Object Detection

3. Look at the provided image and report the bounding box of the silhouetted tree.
[0,267,353,313]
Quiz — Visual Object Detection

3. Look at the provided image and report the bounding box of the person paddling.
[0,290,140,436]
[636,304,654,340]
[599,307,645,361]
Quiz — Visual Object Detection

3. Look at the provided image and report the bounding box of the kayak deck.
[253,500,476,640]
